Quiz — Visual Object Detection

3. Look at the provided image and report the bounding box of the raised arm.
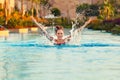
[31,16,53,41]
[77,18,92,32]
[31,16,47,34]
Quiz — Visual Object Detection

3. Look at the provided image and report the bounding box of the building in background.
[49,0,104,19]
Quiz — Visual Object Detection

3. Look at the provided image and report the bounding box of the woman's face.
[56,29,64,39]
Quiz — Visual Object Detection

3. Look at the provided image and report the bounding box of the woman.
[53,25,71,45]
[31,16,92,45]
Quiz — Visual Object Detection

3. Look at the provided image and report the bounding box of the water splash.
[69,16,93,45]
[69,21,85,45]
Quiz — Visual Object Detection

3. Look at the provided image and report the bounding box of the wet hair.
[55,26,64,33]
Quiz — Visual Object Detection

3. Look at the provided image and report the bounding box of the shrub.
[61,17,72,28]
[7,17,19,28]
[111,25,120,35]
[11,11,21,19]
[22,20,35,27]
[76,3,90,14]
[112,18,120,25]
[85,4,100,16]
[100,19,115,32]
[51,8,61,16]
[54,18,63,25]
[76,4,99,17]
[45,17,72,28]
[0,17,5,26]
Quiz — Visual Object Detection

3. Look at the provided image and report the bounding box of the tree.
[109,0,120,14]
[51,8,61,16]
[30,0,41,17]
[4,0,9,25]
[99,0,114,20]
[76,3,99,17]
[40,0,51,17]
[76,3,89,14]
[85,4,99,16]
[21,0,24,17]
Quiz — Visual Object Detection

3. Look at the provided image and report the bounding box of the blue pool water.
[0,29,120,80]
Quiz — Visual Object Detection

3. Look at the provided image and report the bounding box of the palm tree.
[100,0,114,20]
[30,0,34,16]
[40,0,51,17]
[4,0,9,25]
[21,0,24,18]
[28,0,50,17]
[34,0,41,17]
[30,0,40,17]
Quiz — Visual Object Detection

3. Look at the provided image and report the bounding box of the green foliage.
[7,17,34,29]
[76,3,89,14]
[0,17,5,26]
[97,22,114,32]
[85,4,100,16]
[18,19,24,27]
[40,0,49,6]
[60,17,72,28]
[99,0,114,20]
[88,24,102,30]
[0,8,3,12]
[111,25,120,35]
[52,18,71,28]
[51,8,61,16]
[33,8,37,17]
[7,17,19,28]
[11,11,19,15]
[45,17,72,28]
[22,20,35,27]
[102,22,115,32]
[7,17,23,28]
[88,19,120,34]
[54,18,62,25]
[25,10,32,17]
[76,4,99,17]
[14,5,19,11]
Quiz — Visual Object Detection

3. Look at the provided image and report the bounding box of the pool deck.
[9,29,19,33]
[0,28,39,33]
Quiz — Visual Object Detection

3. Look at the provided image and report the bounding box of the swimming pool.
[0,29,120,80]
